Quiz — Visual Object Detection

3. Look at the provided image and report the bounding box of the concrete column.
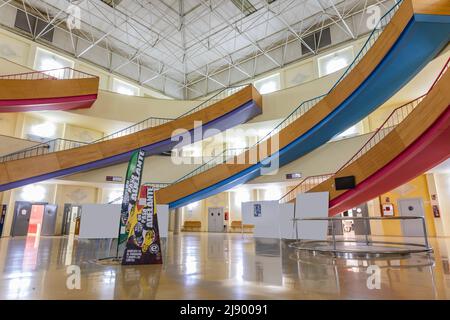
[173,208,182,235]
[2,190,15,237]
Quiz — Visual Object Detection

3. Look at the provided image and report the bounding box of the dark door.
[41,204,58,236]
[11,201,32,236]
[0,205,6,237]
[399,198,425,237]
[353,204,371,235]
[61,204,72,235]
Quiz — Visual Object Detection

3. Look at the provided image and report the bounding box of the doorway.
[41,204,58,236]
[0,205,7,237]
[11,201,58,237]
[208,207,224,233]
[61,204,81,236]
[398,198,426,237]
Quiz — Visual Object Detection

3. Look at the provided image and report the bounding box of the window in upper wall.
[331,121,364,141]
[34,47,74,78]
[112,78,140,96]
[254,73,281,94]
[317,46,354,77]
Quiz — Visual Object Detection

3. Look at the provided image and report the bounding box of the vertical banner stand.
[121,185,163,265]
[116,149,145,259]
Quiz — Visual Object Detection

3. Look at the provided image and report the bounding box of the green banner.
[118,149,145,247]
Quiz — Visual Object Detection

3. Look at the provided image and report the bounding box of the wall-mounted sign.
[381,197,394,217]
[433,205,440,218]
[286,173,302,180]
[253,203,262,217]
[106,176,123,182]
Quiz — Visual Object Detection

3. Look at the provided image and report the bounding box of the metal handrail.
[279,57,449,203]
[290,215,431,255]
[0,84,250,162]
[0,67,97,80]
[167,1,404,186]
[0,138,89,162]
[279,174,334,203]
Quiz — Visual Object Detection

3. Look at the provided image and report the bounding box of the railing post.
[364,217,370,245]
[330,217,336,252]
[421,217,430,250]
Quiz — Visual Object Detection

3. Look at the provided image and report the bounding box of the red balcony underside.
[328,106,450,216]
[0,94,98,112]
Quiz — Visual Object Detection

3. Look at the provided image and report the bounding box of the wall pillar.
[173,208,182,235]
[1,189,15,237]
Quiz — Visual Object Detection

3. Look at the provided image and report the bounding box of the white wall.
[157,204,169,238]
[295,192,329,241]
[0,135,40,156]
[428,173,450,237]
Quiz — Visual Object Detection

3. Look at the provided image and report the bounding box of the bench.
[229,220,254,233]
[182,220,202,232]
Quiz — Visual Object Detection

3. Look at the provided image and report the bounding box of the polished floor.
[0,233,449,299]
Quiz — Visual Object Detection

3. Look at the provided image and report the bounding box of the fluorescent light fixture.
[21,184,46,202]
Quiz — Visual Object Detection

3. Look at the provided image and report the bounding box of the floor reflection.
[0,233,449,299]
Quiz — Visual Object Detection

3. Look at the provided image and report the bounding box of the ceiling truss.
[0,0,392,98]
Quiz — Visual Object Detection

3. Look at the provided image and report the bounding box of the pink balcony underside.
[0,94,98,112]
[328,106,450,216]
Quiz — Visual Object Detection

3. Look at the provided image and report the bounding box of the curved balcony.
[0,67,99,112]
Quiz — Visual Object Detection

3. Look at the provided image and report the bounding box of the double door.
[398,198,425,237]
[208,207,224,233]
[11,201,58,237]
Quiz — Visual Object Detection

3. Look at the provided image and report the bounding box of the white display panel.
[79,204,121,239]
[79,203,169,239]
[295,192,329,240]
[278,203,296,240]
[242,201,280,238]
[156,204,169,238]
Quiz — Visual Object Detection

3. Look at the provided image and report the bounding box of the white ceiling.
[0,0,393,98]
